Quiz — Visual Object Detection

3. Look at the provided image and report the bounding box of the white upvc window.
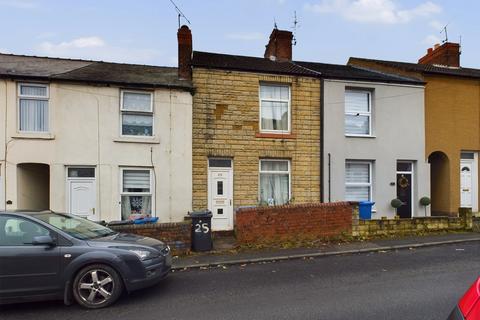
[345,89,372,136]
[259,159,291,206]
[120,168,154,220]
[259,84,291,133]
[18,83,49,132]
[120,90,154,137]
[345,161,372,202]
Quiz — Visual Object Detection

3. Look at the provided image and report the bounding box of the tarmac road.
[1,241,479,320]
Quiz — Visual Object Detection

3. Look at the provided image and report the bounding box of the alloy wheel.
[77,269,115,305]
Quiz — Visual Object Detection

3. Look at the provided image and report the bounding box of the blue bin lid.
[359,201,375,205]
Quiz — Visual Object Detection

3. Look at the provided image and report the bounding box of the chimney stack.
[418,42,461,67]
[177,25,192,80]
[264,29,293,62]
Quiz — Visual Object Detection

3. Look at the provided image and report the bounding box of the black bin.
[189,210,213,252]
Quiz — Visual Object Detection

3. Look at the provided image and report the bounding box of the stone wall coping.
[236,202,353,213]
[109,221,190,230]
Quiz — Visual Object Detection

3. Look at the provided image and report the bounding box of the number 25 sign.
[194,220,210,234]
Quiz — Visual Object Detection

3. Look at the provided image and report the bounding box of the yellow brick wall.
[192,68,321,210]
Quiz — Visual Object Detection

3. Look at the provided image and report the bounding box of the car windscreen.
[34,213,117,240]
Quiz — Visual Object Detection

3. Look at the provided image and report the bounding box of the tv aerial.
[169,0,191,28]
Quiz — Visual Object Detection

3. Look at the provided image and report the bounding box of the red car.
[449,278,480,319]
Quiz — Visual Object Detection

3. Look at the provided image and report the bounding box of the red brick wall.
[110,222,191,255]
[235,202,353,245]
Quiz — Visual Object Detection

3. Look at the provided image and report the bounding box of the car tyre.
[72,264,123,309]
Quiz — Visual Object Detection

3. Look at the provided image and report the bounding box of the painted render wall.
[323,79,430,218]
[0,79,192,222]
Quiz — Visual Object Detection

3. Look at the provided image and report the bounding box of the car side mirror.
[32,235,56,247]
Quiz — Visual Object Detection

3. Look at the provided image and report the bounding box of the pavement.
[173,232,480,269]
[2,240,479,319]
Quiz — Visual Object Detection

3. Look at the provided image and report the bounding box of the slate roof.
[192,51,318,77]
[0,53,192,89]
[192,51,423,85]
[350,57,480,79]
[295,61,422,84]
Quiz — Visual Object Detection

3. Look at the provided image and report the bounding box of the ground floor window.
[345,161,372,202]
[120,168,153,220]
[259,159,290,206]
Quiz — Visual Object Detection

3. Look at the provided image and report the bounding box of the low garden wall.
[473,217,480,232]
[352,208,473,237]
[110,221,191,255]
[235,202,353,245]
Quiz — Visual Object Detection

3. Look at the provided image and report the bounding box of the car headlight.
[160,245,171,256]
[128,249,152,260]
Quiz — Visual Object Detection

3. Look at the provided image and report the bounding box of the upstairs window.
[121,91,153,137]
[345,90,371,136]
[18,83,49,132]
[260,84,290,133]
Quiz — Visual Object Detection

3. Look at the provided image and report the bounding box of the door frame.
[396,161,414,218]
[460,152,478,212]
[65,166,97,220]
[207,158,234,231]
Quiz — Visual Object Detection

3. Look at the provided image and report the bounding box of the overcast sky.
[0,0,478,68]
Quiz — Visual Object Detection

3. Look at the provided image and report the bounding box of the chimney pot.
[177,25,192,81]
[418,42,461,67]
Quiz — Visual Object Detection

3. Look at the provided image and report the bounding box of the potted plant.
[391,198,403,218]
[419,196,431,217]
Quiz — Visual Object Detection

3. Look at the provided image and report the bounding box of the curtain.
[123,92,151,111]
[261,101,288,131]
[122,114,153,136]
[123,170,150,192]
[260,85,289,131]
[345,162,371,201]
[19,99,48,132]
[20,85,47,96]
[345,90,370,135]
[260,173,289,205]
[121,195,152,220]
[345,91,369,113]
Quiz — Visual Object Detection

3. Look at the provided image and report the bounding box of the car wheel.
[72,264,123,309]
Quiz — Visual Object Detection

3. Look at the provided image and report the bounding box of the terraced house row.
[0,25,479,230]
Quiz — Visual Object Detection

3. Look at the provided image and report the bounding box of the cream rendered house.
[0,53,192,223]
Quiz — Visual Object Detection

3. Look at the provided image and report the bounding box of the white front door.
[208,165,233,231]
[67,167,97,221]
[461,160,473,208]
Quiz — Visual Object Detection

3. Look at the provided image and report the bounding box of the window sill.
[256,132,296,139]
[114,137,160,144]
[12,133,55,140]
[345,134,376,138]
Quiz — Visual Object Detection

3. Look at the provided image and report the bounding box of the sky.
[0,0,478,68]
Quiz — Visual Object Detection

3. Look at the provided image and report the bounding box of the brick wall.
[110,222,191,255]
[235,202,353,245]
[192,68,321,210]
